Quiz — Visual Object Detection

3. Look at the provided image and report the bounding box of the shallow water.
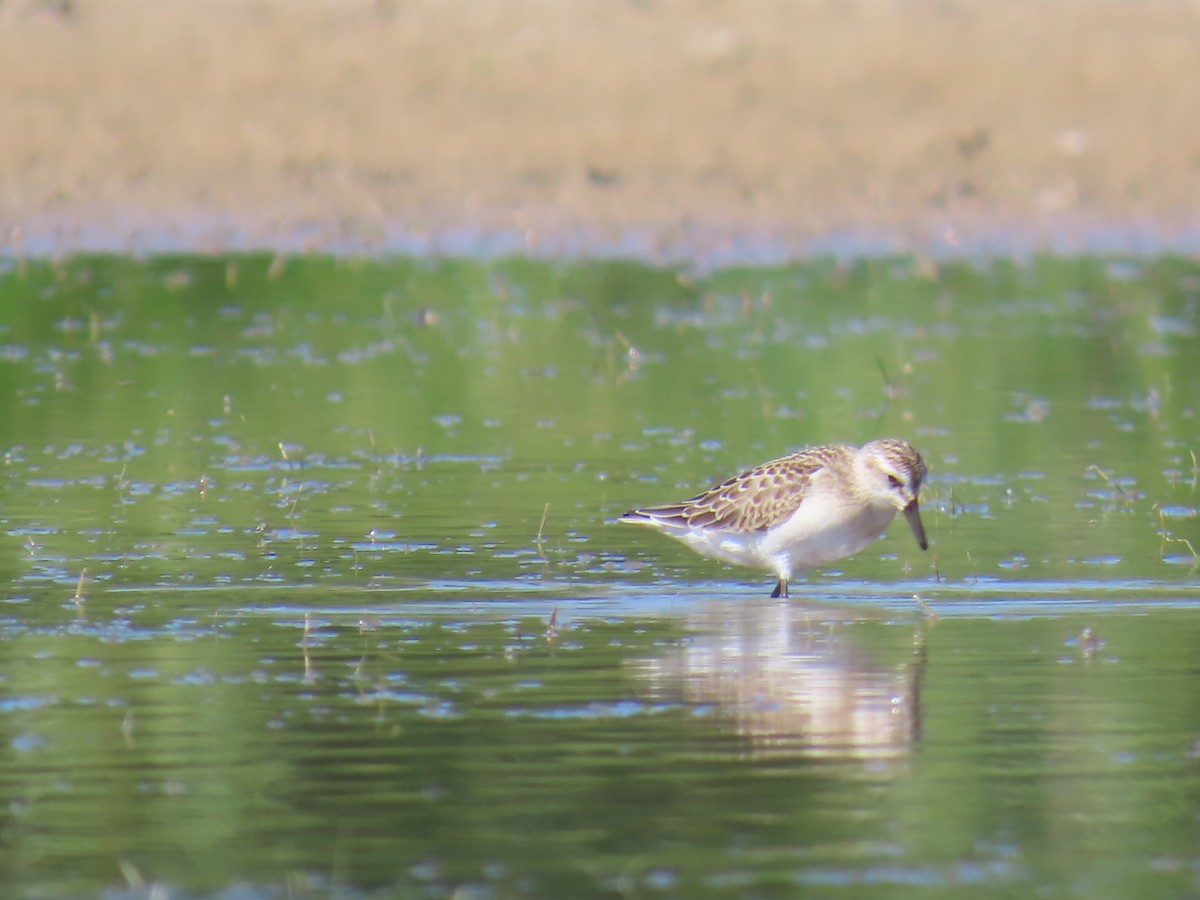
[0,253,1198,897]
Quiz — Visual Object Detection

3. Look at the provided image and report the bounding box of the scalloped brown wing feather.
[632,450,835,533]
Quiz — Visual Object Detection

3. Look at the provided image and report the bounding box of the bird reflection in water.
[634,599,927,761]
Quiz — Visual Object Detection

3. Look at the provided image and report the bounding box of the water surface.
[0,253,1197,897]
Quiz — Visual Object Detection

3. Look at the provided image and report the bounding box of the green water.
[0,253,1198,897]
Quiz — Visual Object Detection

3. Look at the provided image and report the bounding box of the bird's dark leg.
[771,578,788,599]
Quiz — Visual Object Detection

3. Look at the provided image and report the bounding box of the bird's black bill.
[904,501,928,551]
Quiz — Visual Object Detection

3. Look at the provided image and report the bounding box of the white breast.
[763,491,898,572]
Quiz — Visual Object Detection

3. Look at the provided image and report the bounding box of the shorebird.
[619,438,929,597]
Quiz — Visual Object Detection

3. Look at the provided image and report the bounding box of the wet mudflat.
[0,252,1198,897]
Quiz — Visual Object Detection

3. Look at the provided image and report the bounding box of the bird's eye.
[887,474,903,489]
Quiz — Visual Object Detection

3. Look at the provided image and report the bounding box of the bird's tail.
[618,505,690,527]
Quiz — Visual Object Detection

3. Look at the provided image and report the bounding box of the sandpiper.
[620,438,929,598]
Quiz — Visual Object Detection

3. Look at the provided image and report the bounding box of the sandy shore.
[3,0,1200,260]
